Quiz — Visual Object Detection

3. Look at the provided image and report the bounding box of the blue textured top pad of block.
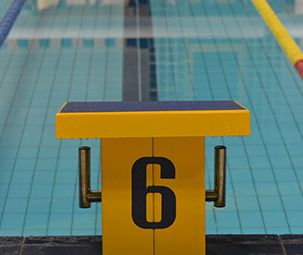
[60,101,244,113]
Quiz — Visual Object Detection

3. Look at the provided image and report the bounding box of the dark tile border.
[20,236,102,255]
[0,236,24,255]
[3,235,303,254]
[280,235,303,255]
[206,235,285,255]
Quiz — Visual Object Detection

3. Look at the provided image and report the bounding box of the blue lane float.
[0,0,27,48]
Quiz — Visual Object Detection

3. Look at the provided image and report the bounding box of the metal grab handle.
[206,146,226,208]
[79,146,101,208]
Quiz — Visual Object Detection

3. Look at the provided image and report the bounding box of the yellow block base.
[101,137,205,255]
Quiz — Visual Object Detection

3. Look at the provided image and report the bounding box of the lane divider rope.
[0,0,27,49]
[252,0,303,79]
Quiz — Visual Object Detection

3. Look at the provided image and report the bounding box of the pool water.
[0,0,303,236]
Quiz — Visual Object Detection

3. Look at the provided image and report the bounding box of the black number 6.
[131,157,176,229]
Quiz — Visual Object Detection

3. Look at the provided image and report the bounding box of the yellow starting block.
[56,101,250,255]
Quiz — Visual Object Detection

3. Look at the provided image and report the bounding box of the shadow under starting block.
[56,101,250,255]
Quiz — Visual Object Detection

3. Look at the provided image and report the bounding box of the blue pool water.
[0,0,303,236]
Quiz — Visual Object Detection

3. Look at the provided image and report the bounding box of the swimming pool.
[0,0,302,236]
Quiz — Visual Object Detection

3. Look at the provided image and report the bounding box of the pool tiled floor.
[0,0,303,237]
